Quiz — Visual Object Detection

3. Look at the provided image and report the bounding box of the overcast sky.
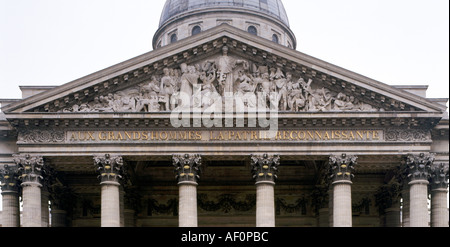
[0,1,449,210]
[0,0,449,102]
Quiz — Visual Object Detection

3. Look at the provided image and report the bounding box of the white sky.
[0,0,448,101]
[0,1,449,211]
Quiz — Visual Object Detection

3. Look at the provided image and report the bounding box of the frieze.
[15,128,434,144]
[18,129,65,143]
[385,129,431,142]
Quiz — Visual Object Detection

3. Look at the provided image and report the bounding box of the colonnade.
[0,153,448,227]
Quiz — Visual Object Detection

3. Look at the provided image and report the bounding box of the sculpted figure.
[299,77,313,107]
[207,46,247,95]
[287,74,306,111]
[199,70,219,108]
[136,76,161,112]
[310,88,332,112]
[160,68,176,111]
[273,68,288,111]
[179,63,200,108]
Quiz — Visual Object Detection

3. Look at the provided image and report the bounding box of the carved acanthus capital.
[250,154,280,184]
[405,153,434,182]
[0,164,20,193]
[430,163,449,190]
[172,154,202,184]
[94,154,124,184]
[14,154,45,186]
[328,153,357,183]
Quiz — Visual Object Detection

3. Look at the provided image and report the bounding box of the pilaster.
[251,154,280,227]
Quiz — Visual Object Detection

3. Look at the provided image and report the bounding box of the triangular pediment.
[2,24,445,115]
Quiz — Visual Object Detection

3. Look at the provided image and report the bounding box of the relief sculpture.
[61,46,379,113]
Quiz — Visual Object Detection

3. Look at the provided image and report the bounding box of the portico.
[0,5,448,227]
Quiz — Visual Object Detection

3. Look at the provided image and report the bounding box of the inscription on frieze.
[15,128,433,144]
[65,129,383,143]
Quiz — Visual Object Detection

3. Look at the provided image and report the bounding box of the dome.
[159,0,290,28]
[154,0,296,49]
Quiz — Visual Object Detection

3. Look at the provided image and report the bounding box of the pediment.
[2,24,444,115]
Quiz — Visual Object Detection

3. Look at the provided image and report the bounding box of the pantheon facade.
[0,0,448,227]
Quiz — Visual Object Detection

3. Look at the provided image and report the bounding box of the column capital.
[94,154,124,185]
[172,154,202,185]
[14,154,44,186]
[0,164,20,193]
[430,163,449,191]
[328,153,357,184]
[404,153,434,183]
[250,154,280,184]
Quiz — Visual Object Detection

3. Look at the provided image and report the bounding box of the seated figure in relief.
[136,76,161,112]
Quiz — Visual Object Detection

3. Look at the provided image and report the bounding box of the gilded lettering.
[70,132,77,141]
[87,132,95,141]
[323,131,330,140]
[133,131,141,140]
[160,131,168,140]
[290,131,297,140]
[142,132,149,140]
[298,131,306,140]
[314,131,322,140]
[195,131,202,140]
[99,132,107,141]
[373,130,380,140]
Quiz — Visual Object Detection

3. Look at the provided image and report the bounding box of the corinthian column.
[14,154,45,227]
[0,165,21,227]
[94,154,124,227]
[405,153,434,227]
[251,154,280,227]
[430,163,449,227]
[173,154,202,227]
[328,154,357,227]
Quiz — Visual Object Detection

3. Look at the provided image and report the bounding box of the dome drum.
[154,0,296,49]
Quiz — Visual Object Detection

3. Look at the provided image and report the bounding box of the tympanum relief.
[60,46,379,113]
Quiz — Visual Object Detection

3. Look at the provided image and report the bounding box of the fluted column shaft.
[41,189,50,227]
[404,153,434,227]
[1,191,20,227]
[328,154,357,227]
[332,181,353,227]
[251,154,280,227]
[173,154,202,227]
[409,180,429,227]
[22,182,42,227]
[256,181,275,227]
[0,165,20,227]
[15,154,45,227]
[429,163,449,227]
[179,182,198,227]
[431,188,448,227]
[101,181,121,227]
[94,154,124,227]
